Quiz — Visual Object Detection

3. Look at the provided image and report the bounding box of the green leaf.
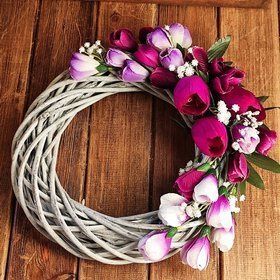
[176,43,185,56]
[246,163,265,189]
[257,96,269,103]
[197,163,211,172]
[96,64,108,73]
[246,153,280,173]
[166,227,177,238]
[198,70,209,83]
[206,168,217,176]
[207,35,231,62]
[218,186,228,196]
[239,181,246,195]
[200,225,211,238]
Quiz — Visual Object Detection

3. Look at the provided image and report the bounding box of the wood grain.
[149,6,220,280]
[77,2,158,279]
[0,1,39,279]
[219,1,280,279]
[90,0,270,8]
[5,1,97,279]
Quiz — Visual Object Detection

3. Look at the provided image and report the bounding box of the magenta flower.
[212,68,245,95]
[109,28,138,51]
[192,116,228,157]
[106,48,130,67]
[256,127,277,156]
[139,26,154,44]
[174,76,210,116]
[209,57,228,76]
[212,218,235,252]
[193,174,219,203]
[134,44,159,68]
[169,23,192,49]
[138,231,171,261]
[206,195,233,231]
[180,236,210,270]
[191,47,208,73]
[147,27,172,51]
[120,59,149,82]
[174,168,206,202]
[232,124,260,154]
[220,87,266,121]
[158,193,188,227]
[159,47,184,69]
[150,67,178,89]
[227,152,249,183]
[69,53,100,80]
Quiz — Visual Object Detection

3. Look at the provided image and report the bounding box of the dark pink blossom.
[227,152,249,183]
[256,127,277,156]
[150,67,178,88]
[109,28,138,51]
[134,44,159,68]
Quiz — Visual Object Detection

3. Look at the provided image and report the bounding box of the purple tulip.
[192,116,228,158]
[227,152,249,183]
[120,59,149,82]
[109,28,138,51]
[138,231,171,261]
[212,218,235,252]
[150,67,178,89]
[206,195,233,231]
[158,193,188,227]
[70,52,100,80]
[173,76,210,116]
[220,87,266,121]
[106,48,130,67]
[191,47,208,73]
[193,174,219,203]
[180,236,210,270]
[134,44,159,68]
[147,27,172,51]
[256,127,277,156]
[232,124,260,154]
[139,27,154,44]
[159,47,184,69]
[169,23,192,49]
[212,68,245,95]
[174,168,206,202]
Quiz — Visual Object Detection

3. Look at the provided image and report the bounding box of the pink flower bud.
[120,59,149,82]
[159,47,184,69]
[106,48,130,67]
[212,218,235,252]
[209,57,228,76]
[180,236,210,270]
[69,53,99,80]
[139,27,154,44]
[232,124,260,154]
[150,67,178,89]
[256,127,277,156]
[191,116,228,158]
[193,174,219,203]
[191,47,208,73]
[134,44,159,68]
[169,23,192,49]
[109,28,138,51]
[158,193,188,227]
[174,76,210,116]
[174,168,206,202]
[147,27,172,51]
[206,195,233,231]
[138,231,171,261]
[227,152,249,183]
[220,87,266,121]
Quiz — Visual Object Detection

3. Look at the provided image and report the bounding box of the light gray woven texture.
[11,71,203,264]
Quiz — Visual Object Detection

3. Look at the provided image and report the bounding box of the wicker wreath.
[11,23,279,269]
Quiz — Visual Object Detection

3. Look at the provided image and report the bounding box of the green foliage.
[207,35,231,62]
[246,153,280,173]
[246,163,265,189]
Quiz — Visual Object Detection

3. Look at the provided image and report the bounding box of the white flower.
[186,160,193,167]
[232,142,240,151]
[79,46,85,53]
[169,64,176,71]
[84,42,91,48]
[212,222,235,252]
[240,195,246,202]
[222,181,231,187]
[187,47,193,54]
[97,48,103,54]
[179,168,185,176]
[236,114,241,121]
[185,66,194,77]
[228,195,240,213]
[164,25,170,30]
[232,104,240,112]
[191,59,198,67]
[95,40,101,46]
[217,101,231,125]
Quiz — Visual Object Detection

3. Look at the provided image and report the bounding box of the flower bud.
[256,127,277,156]
[147,27,172,51]
[120,59,149,82]
[169,23,192,49]
[150,67,178,89]
[109,28,138,51]
[227,152,249,183]
[134,44,159,68]
[106,48,130,67]
[159,47,184,69]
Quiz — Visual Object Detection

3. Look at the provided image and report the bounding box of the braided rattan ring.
[11,71,205,264]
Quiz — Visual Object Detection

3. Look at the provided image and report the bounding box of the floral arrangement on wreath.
[69,23,279,270]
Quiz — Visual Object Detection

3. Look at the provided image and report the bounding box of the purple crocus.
[169,23,192,49]
[138,231,171,261]
[232,124,260,154]
[106,48,130,67]
[69,52,100,80]
[150,67,178,89]
[256,127,277,156]
[134,44,159,68]
[227,152,249,183]
[159,47,184,69]
[147,27,172,51]
[120,59,149,82]
[109,28,138,51]
[180,236,210,270]
[206,195,233,231]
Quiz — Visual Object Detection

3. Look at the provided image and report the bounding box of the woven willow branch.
[11,71,204,264]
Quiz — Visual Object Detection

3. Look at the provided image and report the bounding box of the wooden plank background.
[0,0,279,279]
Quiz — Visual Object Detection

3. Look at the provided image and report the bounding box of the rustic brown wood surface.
[0,0,279,279]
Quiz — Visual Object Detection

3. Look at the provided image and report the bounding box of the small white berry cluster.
[169,61,197,79]
[185,202,202,218]
[79,40,103,56]
[217,101,233,125]
[236,110,263,129]
[228,195,241,213]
